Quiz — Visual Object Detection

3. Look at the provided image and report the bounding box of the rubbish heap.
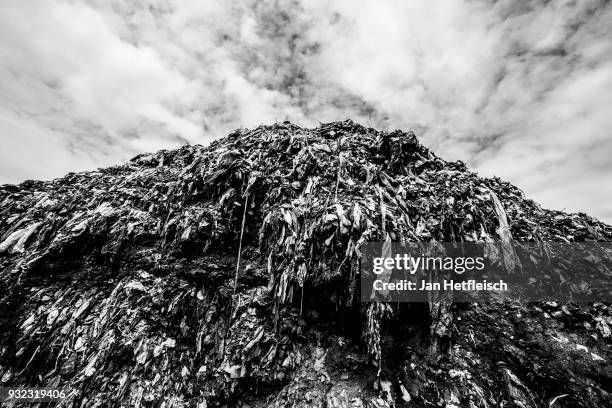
[1,119,611,407]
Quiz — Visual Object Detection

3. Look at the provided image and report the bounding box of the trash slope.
[1,120,611,407]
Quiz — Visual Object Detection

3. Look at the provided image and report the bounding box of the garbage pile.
[1,120,611,407]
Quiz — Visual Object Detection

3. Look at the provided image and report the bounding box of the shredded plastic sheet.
[1,120,611,407]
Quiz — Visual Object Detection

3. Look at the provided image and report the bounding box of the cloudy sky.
[0,0,611,222]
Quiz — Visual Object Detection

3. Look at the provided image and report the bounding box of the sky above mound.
[0,0,611,223]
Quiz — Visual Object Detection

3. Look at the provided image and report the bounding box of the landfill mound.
[1,120,611,408]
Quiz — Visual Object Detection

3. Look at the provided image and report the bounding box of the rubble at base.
[0,120,611,407]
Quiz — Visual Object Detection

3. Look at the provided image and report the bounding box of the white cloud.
[298,0,612,222]
[0,0,611,223]
[0,110,96,183]
[0,0,203,172]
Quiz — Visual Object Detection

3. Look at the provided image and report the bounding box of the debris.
[0,120,611,407]
[549,394,569,407]
[0,222,42,254]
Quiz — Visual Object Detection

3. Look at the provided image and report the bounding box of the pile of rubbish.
[0,120,611,407]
